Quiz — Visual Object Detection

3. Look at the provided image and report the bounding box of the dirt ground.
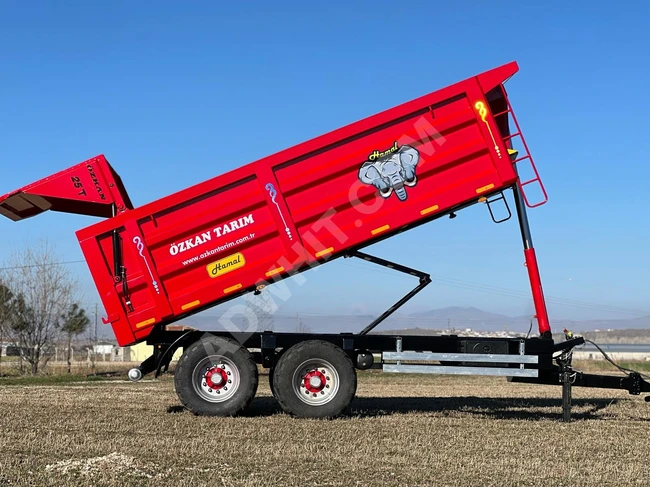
[0,370,649,487]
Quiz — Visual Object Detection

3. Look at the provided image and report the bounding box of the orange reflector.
[181,300,200,311]
[371,225,390,235]
[135,318,155,329]
[420,205,439,216]
[265,267,284,277]
[315,247,334,257]
[476,183,495,194]
[478,197,487,203]
[224,283,243,294]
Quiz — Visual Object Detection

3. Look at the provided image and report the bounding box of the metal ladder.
[492,86,548,209]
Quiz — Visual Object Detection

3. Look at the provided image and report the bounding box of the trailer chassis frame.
[137,327,649,422]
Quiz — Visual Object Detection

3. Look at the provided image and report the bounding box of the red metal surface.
[304,370,327,393]
[0,61,550,346]
[0,155,132,221]
[205,367,228,390]
[524,248,551,335]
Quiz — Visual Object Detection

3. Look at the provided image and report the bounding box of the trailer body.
[0,61,549,347]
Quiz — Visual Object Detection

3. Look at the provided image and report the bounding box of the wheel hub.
[193,356,240,403]
[205,366,228,389]
[304,370,327,393]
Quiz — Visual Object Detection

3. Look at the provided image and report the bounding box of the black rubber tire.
[174,335,258,416]
[272,340,357,419]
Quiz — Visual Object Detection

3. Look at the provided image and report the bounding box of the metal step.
[381,350,539,378]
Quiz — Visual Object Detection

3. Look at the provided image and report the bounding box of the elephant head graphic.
[358,144,420,201]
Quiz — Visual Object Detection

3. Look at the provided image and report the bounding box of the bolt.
[326,385,330,388]
[228,380,232,384]
[221,365,226,369]
[326,377,330,381]
[223,386,228,391]
[203,382,207,387]
[208,388,213,393]
[305,390,310,395]
[313,393,317,397]
[321,391,325,395]
[301,383,305,388]
[321,370,326,374]
[216,390,220,394]
[227,371,231,376]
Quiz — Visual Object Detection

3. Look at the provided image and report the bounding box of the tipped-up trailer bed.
[1,61,648,421]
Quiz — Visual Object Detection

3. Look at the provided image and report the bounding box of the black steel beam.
[511,370,650,395]
[345,250,431,335]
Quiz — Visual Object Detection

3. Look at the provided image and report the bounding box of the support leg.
[562,366,572,422]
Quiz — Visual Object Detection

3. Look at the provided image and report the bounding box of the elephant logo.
[358,142,420,201]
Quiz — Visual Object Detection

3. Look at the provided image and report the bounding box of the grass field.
[1,367,649,487]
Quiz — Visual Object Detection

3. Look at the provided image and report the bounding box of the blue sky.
[1,1,649,327]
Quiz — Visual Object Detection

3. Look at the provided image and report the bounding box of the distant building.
[93,342,114,355]
[123,324,192,363]
[125,342,183,363]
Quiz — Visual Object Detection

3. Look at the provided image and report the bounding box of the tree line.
[0,241,90,375]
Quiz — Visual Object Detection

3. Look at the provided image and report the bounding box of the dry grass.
[0,370,649,487]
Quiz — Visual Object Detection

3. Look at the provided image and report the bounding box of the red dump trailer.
[2,61,648,420]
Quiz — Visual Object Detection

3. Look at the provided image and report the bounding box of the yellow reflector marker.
[265,267,285,277]
[224,283,243,294]
[371,225,390,235]
[181,300,200,311]
[315,247,334,257]
[476,183,495,194]
[478,197,487,203]
[420,205,439,215]
[135,318,155,329]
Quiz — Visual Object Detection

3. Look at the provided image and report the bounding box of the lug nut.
[321,370,326,374]
[203,382,207,387]
[223,386,228,391]
[208,388,213,393]
[227,371,231,376]
[321,391,325,395]
[228,380,232,384]
[326,385,330,388]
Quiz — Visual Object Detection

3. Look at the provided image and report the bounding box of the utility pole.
[92,303,98,375]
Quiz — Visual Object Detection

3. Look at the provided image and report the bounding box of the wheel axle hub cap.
[304,370,327,393]
[205,366,228,390]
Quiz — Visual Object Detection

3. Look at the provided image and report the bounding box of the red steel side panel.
[73,62,521,346]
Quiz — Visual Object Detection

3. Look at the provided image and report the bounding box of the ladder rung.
[520,178,542,186]
[502,132,521,141]
[492,108,512,118]
[512,155,531,164]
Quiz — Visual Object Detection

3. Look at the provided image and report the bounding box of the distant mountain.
[408,306,519,330]
[110,306,649,338]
